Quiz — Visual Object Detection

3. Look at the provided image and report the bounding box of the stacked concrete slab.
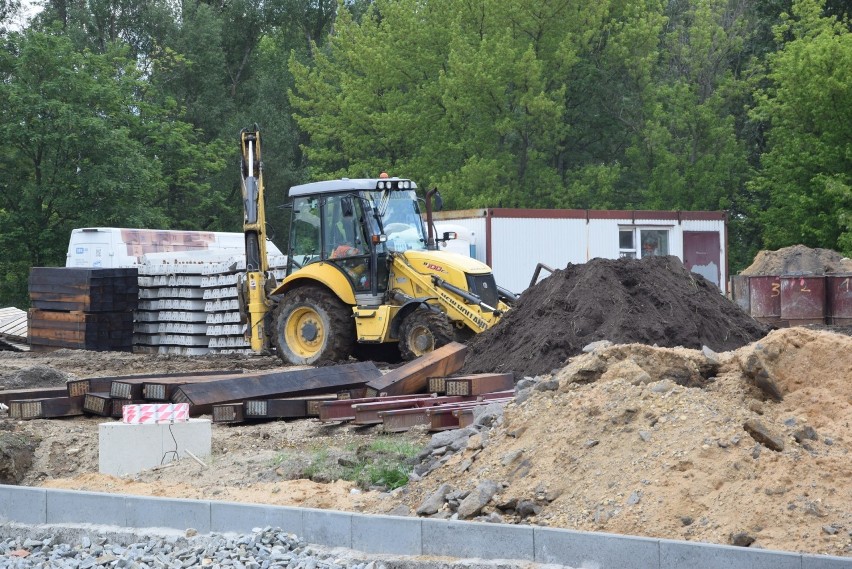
[133,251,287,356]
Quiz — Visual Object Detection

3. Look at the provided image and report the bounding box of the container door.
[683,231,721,289]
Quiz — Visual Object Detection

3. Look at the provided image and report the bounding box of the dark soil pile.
[740,245,852,275]
[0,365,71,390]
[463,256,768,378]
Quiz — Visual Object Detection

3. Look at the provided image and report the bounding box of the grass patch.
[268,436,424,490]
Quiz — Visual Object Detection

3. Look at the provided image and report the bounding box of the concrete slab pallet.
[0,486,850,568]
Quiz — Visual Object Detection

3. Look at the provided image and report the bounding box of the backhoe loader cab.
[238,129,511,366]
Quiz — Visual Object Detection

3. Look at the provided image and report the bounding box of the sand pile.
[400,327,852,556]
[463,256,767,378]
[741,245,852,276]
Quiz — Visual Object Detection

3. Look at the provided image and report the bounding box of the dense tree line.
[0,0,849,306]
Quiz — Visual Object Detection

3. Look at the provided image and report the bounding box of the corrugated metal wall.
[491,217,586,293]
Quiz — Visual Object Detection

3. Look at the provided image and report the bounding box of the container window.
[640,229,669,258]
[619,230,634,249]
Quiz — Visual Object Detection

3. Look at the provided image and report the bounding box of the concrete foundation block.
[302,508,352,548]
[98,419,211,476]
[351,513,422,555]
[421,519,534,561]
[660,539,802,569]
[534,527,659,568]
[46,489,126,527]
[0,485,46,525]
[211,502,303,536]
[125,495,210,533]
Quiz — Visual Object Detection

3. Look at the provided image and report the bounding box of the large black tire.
[272,286,355,365]
[398,308,454,361]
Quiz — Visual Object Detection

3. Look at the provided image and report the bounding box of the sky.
[8,0,43,30]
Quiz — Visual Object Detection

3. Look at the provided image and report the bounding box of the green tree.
[750,0,852,253]
[0,30,228,306]
[0,31,164,305]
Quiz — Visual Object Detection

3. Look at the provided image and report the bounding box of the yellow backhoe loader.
[239,127,515,365]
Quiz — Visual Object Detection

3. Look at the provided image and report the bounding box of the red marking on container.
[749,276,782,323]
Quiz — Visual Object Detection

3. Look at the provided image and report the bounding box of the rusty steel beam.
[336,388,369,400]
[245,398,306,419]
[454,408,475,428]
[66,377,114,398]
[353,390,514,425]
[111,370,242,400]
[212,403,245,424]
[318,393,436,422]
[444,373,514,396]
[365,342,467,396]
[426,407,463,431]
[111,398,145,418]
[306,398,334,417]
[427,376,446,394]
[0,387,68,407]
[377,407,432,432]
[83,392,113,416]
[427,399,513,431]
[379,393,513,432]
[9,396,85,419]
[352,395,467,425]
[172,361,381,415]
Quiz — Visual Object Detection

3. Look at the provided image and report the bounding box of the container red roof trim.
[432,208,726,222]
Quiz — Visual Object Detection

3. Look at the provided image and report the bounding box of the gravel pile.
[0,525,553,569]
[0,527,370,569]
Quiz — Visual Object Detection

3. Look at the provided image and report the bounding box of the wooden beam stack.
[28,267,138,352]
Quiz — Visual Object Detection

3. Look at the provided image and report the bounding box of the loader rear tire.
[273,286,355,365]
[399,308,453,361]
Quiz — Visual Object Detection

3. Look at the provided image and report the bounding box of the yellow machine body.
[238,127,512,364]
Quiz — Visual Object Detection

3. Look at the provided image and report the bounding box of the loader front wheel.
[399,308,454,361]
[273,286,355,365]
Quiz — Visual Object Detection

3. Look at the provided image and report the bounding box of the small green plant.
[365,438,420,458]
[267,436,424,490]
[365,461,410,490]
[267,452,288,467]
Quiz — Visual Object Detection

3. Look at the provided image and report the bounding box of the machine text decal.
[438,289,487,330]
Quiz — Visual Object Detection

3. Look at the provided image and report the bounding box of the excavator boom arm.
[240,127,271,351]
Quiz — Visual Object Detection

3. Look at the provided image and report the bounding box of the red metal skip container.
[780,276,826,325]
[748,276,782,324]
[827,274,852,325]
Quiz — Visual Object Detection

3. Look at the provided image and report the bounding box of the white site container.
[66,227,282,269]
[433,208,727,294]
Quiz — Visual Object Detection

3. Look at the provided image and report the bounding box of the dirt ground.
[1,326,851,559]
[1,250,851,557]
[0,349,428,512]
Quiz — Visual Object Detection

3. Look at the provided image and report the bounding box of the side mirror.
[341,197,354,217]
[433,191,444,212]
[441,231,457,241]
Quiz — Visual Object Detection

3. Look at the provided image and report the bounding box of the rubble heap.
[740,244,852,276]
[464,256,767,378]
[401,327,852,556]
